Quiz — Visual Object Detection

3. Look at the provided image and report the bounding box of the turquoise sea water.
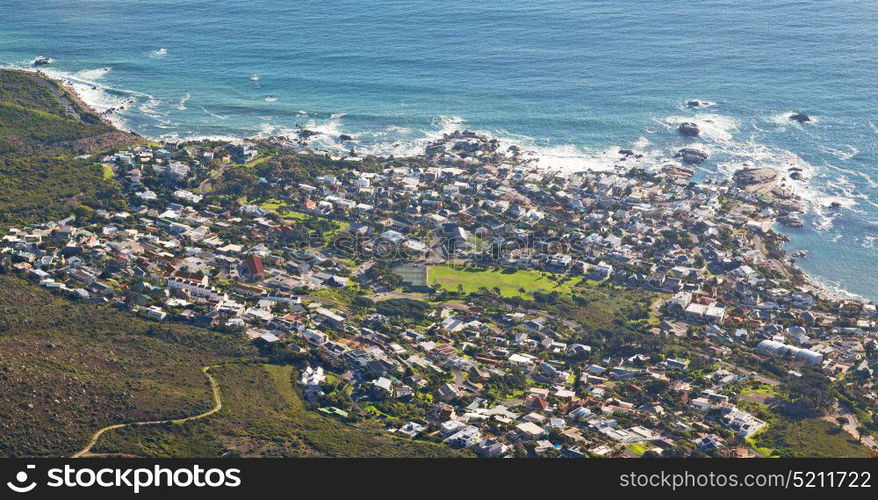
[1,0,876,299]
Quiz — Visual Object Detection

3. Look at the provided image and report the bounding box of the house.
[371,377,394,399]
[444,425,481,448]
[303,329,327,345]
[315,308,345,329]
[516,421,547,440]
[245,254,265,279]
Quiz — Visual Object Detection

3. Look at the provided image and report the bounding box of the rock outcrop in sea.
[677,122,700,137]
[675,147,709,164]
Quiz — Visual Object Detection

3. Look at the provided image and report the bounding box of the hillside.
[93,364,463,458]
[0,69,139,225]
[0,71,461,458]
[0,69,137,156]
[0,274,255,457]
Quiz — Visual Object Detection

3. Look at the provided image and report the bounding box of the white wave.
[150,48,168,58]
[177,92,191,111]
[264,96,278,102]
[201,107,229,120]
[817,144,859,161]
[303,114,346,139]
[683,99,716,109]
[74,67,111,81]
[766,111,819,129]
[254,122,285,138]
[528,144,625,172]
[139,97,165,118]
[15,65,160,131]
[249,74,261,81]
[156,131,244,143]
[661,113,739,141]
[294,113,666,175]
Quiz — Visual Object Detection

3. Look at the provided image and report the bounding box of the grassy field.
[428,265,581,299]
[94,364,463,457]
[0,275,253,457]
[101,163,114,180]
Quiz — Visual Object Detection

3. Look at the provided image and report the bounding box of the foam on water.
[660,113,739,141]
[176,92,190,111]
[201,106,229,120]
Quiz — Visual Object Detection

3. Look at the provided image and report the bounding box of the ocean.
[1,0,876,300]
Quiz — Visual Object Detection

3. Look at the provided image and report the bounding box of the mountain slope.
[0,69,139,225]
[0,69,136,155]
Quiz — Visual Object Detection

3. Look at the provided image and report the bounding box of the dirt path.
[71,366,222,458]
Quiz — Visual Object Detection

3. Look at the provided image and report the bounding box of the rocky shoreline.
[40,69,865,304]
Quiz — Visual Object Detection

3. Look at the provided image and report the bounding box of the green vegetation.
[375,298,432,321]
[0,275,254,457]
[0,275,457,457]
[752,417,873,458]
[0,69,136,225]
[94,364,463,457]
[0,155,123,224]
[625,442,649,456]
[0,69,135,155]
[428,265,581,299]
[557,282,658,331]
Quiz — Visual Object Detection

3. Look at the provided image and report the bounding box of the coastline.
[15,66,872,306]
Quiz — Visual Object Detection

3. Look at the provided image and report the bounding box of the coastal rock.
[296,129,319,139]
[677,122,700,137]
[733,167,778,187]
[661,164,695,180]
[778,213,803,228]
[675,148,709,164]
[337,134,353,142]
[685,99,714,109]
[789,112,811,123]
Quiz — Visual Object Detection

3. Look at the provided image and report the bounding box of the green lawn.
[625,442,648,456]
[428,265,581,299]
[243,154,273,168]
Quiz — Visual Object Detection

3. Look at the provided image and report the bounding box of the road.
[71,366,223,458]
[825,404,878,450]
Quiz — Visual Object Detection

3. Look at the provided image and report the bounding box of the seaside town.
[2,123,877,459]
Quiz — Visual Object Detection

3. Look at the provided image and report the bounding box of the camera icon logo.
[7,465,37,493]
